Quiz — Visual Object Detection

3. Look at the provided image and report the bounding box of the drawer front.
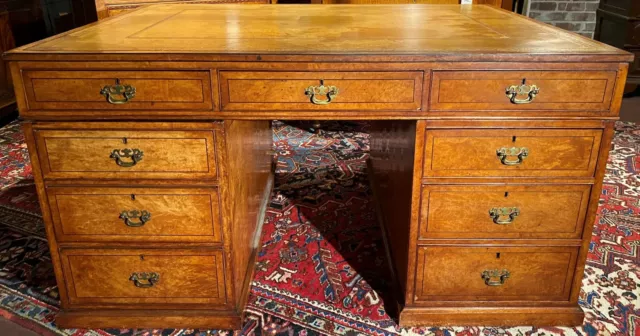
[48,187,222,243]
[415,246,578,302]
[34,129,218,179]
[419,185,591,239]
[60,248,227,307]
[430,71,617,112]
[219,71,424,111]
[22,70,213,111]
[422,129,602,177]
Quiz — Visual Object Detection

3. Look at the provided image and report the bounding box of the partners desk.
[5,4,633,329]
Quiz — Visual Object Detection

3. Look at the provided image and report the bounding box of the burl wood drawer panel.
[34,129,218,180]
[414,246,578,302]
[48,187,222,243]
[430,71,617,111]
[22,70,213,111]
[59,248,227,307]
[419,185,591,239]
[219,71,424,111]
[422,129,602,177]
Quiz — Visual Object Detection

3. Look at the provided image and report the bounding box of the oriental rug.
[0,120,637,336]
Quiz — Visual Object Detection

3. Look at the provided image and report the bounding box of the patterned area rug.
[0,120,638,336]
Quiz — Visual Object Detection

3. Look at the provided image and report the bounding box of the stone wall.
[528,0,600,38]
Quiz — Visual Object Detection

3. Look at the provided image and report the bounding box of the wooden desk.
[5,4,632,329]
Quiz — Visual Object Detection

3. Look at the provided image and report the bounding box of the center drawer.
[414,246,578,302]
[34,128,219,180]
[59,248,228,307]
[47,187,223,243]
[219,71,424,111]
[422,129,602,177]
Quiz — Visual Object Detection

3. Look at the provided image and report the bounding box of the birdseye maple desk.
[5,4,633,329]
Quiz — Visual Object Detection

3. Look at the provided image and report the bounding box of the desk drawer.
[34,129,219,180]
[430,71,617,112]
[419,185,591,239]
[22,70,213,111]
[60,248,227,307]
[422,129,602,177]
[414,246,578,302]
[48,187,222,243]
[219,71,424,111]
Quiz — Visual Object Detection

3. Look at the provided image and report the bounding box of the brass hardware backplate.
[305,80,339,105]
[100,79,136,104]
[110,148,144,167]
[496,147,528,166]
[481,269,510,286]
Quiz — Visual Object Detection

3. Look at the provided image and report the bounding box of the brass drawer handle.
[100,79,136,104]
[129,272,159,288]
[305,80,339,105]
[496,147,528,166]
[481,269,510,286]
[489,207,519,225]
[110,148,143,167]
[119,210,151,227]
[506,79,539,104]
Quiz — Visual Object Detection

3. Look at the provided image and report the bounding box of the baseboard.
[399,306,585,327]
[56,309,242,329]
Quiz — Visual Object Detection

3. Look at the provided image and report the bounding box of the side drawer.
[219,71,424,111]
[48,187,223,243]
[430,70,617,112]
[414,246,578,302]
[22,70,213,111]
[422,129,602,177]
[59,248,228,307]
[419,185,591,239]
[34,128,219,180]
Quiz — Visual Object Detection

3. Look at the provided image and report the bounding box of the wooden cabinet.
[5,3,632,330]
[595,0,640,87]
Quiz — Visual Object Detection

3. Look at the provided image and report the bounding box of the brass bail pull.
[481,269,510,286]
[505,78,539,104]
[305,79,339,105]
[100,78,136,104]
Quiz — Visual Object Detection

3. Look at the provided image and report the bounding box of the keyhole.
[512,136,517,142]
[122,137,128,144]
[504,191,509,197]
[521,78,526,85]
[140,255,145,261]
[131,194,136,201]
[319,79,324,86]
[496,253,501,259]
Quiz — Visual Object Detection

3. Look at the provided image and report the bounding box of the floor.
[0,96,638,335]
[0,318,39,336]
[620,95,640,122]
